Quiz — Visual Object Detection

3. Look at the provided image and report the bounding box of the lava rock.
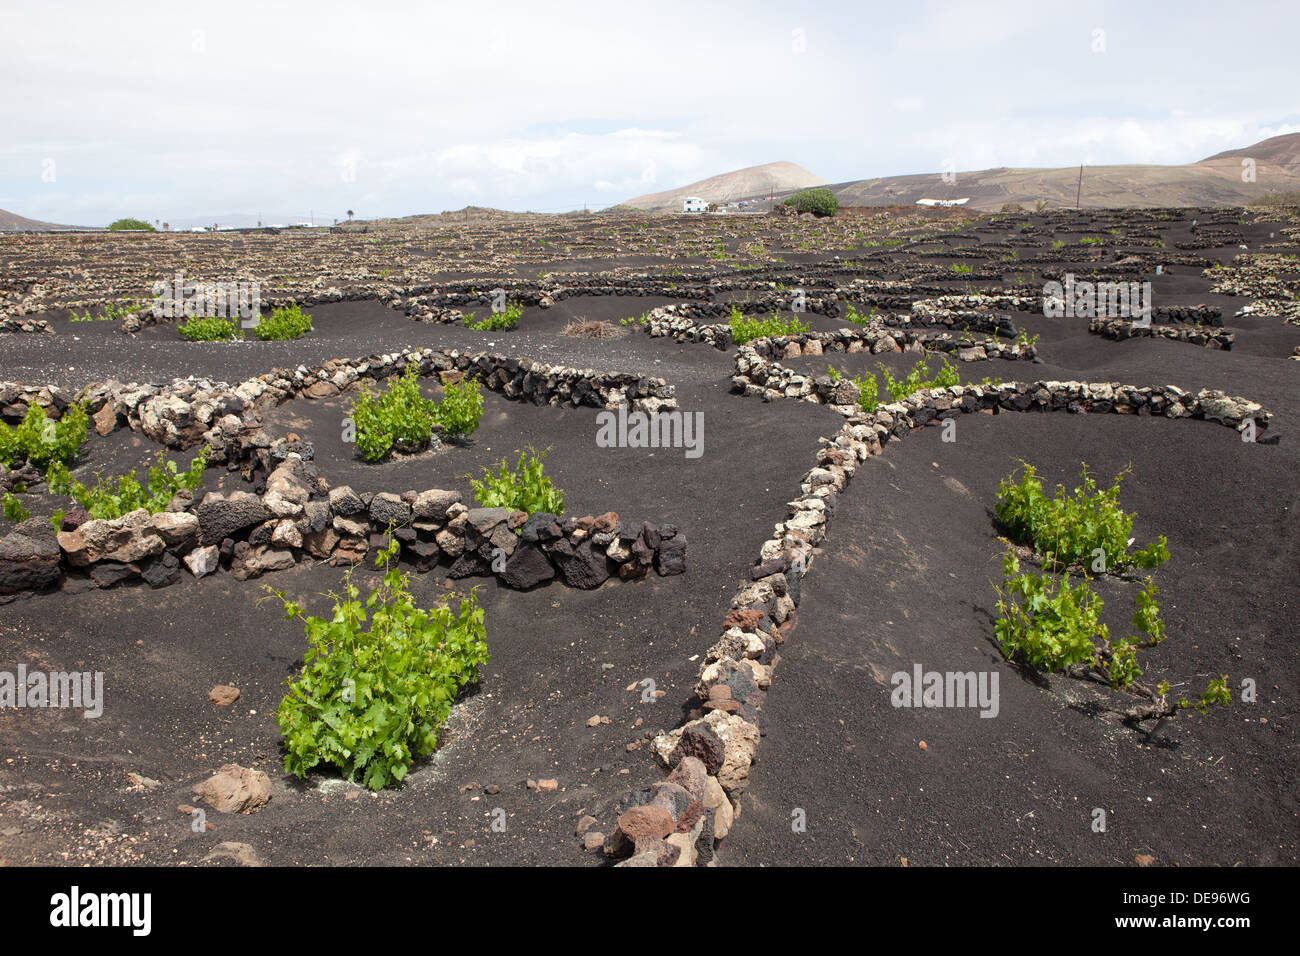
[0,519,61,594]
[197,491,270,546]
[551,540,610,589]
[500,542,555,590]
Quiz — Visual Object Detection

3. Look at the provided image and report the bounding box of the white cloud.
[0,0,1296,223]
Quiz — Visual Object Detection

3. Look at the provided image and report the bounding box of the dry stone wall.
[1089,317,1234,349]
[593,366,1272,866]
[0,349,686,597]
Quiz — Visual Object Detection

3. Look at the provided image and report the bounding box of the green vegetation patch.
[253,303,313,340]
[783,188,839,217]
[0,403,89,469]
[107,218,155,232]
[179,317,242,341]
[350,366,484,462]
[270,537,489,791]
[995,461,1169,573]
[466,301,523,331]
[728,306,811,344]
[46,448,209,523]
[470,447,565,515]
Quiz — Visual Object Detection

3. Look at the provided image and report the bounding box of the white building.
[682,196,708,213]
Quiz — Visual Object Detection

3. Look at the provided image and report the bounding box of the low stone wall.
[1155,304,1223,326]
[0,350,685,597]
[649,297,844,324]
[731,346,862,415]
[0,317,54,334]
[0,383,76,423]
[911,292,1040,316]
[1089,317,1234,349]
[730,330,1036,414]
[592,377,1272,866]
[65,346,675,472]
[891,306,1017,337]
[1234,299,1300,327]
[0,453,687,597]
[639,305,1033,362]
[400,282,711,322]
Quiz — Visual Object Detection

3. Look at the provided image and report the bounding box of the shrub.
[69,298,144,322]
[46,448,209,521]
[0,403,88,469]
[1185,677,1232,714]
[470,447,564,514]
[107,218,155,232]
[854,371,879,412]
[435,376,484,439]
[179,316,242,341]
[728,306,810,344]
[2,492,30,522]
[994,551,1105,673]
[995,461,1169,573]
[350,365,438,462]
[783,188,839,217]
[270,536,489,791]
[842,303,877,326]
[466,301,523,331]
[950,263,974,274]
[829,365,881,412]
[253,303,312,340]
[994,552,1168,687]
[877,356,960,403]
[991,551,1221,721]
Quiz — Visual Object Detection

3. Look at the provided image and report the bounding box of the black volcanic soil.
[718,411,1298,866]
[1,204,1297,866]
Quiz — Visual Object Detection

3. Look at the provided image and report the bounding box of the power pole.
[1075,165,1084,209]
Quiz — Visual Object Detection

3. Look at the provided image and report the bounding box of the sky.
[2,0,1297,227]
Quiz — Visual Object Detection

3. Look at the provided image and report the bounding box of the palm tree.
[347,209,354,221]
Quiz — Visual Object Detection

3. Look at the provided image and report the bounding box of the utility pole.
[1075,165,1084,209]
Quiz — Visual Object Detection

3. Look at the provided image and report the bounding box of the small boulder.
[193,764,271,814]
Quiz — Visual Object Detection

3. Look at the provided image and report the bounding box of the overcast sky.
[2,0,1296,226]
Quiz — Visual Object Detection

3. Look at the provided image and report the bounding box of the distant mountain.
[823,133,1300,211]
[0,208,92,232]
[1200,131,1300,167]
[624,134,1300,214]
[620,162,828,211]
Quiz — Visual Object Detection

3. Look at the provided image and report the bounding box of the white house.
[682,196,708,213]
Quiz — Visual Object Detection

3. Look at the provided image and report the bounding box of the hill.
[626,134,1300,213]
[820,133,1300,211]
[620,162,827,212]
[0,208,90,232]
[1200,131,1300,167]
